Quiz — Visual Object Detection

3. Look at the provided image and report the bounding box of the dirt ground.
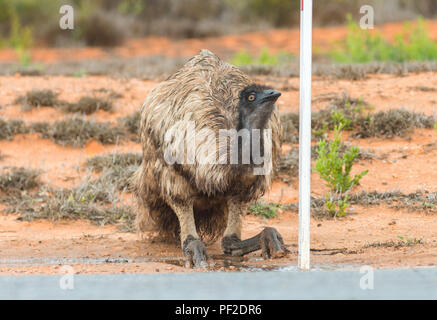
[1,21,437,275]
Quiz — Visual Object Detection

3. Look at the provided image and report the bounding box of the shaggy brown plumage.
[133,50,281,249]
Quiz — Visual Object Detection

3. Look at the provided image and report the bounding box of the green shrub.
[0,3,34,66]
[315,125,368,194]
[225,0,299,27]
[249,202,283,219]
[331,16,437,63]
[231,47,294,66]
[314,124,368,217]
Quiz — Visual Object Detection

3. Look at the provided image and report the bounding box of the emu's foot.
[183,235,209,268]
[221,234,245,256]
[222,227,289,259]
[259,227,289,259]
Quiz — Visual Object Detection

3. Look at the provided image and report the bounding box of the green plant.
[230,47,294,66]
[331,15,437,63]
[397,236,423,246]
[1,5,34,66]
[225,0,299,27]
[73,68,88,78]
[325,194,349,217]
[330,110,352,130]
[314,124,368,217]
[249,202,284,219]
[117,0,144,15]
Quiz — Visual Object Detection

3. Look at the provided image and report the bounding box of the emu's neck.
[236,108,272,166]
[237,110,270,132]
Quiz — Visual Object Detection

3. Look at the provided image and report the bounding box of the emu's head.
[237,84,281,131]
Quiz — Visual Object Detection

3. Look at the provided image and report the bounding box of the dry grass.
[244,61,437,80]
[0,152,144,231]
[364,238,424,249]
[118,111,141,141]
[3,59,437,80]
[280,104,435,143]
[30,118,126,147]
[85,153,142,173]
[4,186,135,232]
[0,167,41,195]
[276,144,376,182]
[15,90,115,115]
[0,161,137,231]
[0,119,28,140]
[286,190,437,219]
[0,116,133,147]
[85,153,141,192]
[14,90,59,110]
[59,96,114,114]
[280,92,371,143]
[355,109,435,138]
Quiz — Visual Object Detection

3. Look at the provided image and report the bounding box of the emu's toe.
[183,237,209,268]
[260,227,289,259]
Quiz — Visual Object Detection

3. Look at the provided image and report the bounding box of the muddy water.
[0,255,282,272]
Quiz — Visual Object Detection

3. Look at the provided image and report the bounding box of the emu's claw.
[183,237,209,268]
[260,227,289,259]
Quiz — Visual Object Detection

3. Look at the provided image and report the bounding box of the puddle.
[0,256,364,273]
[0,255,283,272]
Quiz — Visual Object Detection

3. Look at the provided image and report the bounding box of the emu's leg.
[221,199,289,259]
[168,200,209,268]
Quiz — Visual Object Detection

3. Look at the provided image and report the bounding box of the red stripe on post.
[301,0,303,11]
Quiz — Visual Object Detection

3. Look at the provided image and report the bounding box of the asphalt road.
[1,267,436,299]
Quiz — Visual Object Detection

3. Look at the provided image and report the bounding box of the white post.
[298,0,312,270]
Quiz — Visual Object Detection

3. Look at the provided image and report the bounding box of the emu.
[133,50,288,267]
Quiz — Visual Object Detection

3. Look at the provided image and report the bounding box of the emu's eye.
[248,94,256,102]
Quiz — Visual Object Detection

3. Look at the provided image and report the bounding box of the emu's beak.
[260,89,281,103]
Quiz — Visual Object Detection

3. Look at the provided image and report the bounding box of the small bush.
[231,47,294,66]
[249,202,284,219]
[15,89,59,109]
[0,118,28,140]
[280,93,371,142]
[31,118,125,147]
[331,16,437,63]
[59,97,113,114]
[315,125,368,194]
[4,185,135,231]
[16,90,115,114]
[2,7,34,66]
[0,167,40,194]
[355,109,435,138]
[280,97,434,142]
[314,124,368,217]
[276,148,299,179]
[280,113,299,144]
[1,166,135,231]
[118,111,141,141]
[85,152,142,191]
[85,152,142,172]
